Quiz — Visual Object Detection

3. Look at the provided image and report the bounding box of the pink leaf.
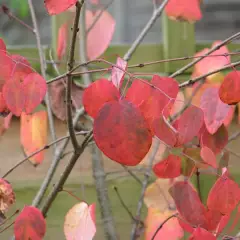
[111,57,127,89]
[200,147,217,168]
[200,87,230,134]
[86,10,115,60]
[44,0,78,15]
[64,202,96,240]
[57,23,68,60]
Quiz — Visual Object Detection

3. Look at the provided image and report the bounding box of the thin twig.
[66,1,85,150]
[131,139,160,240]
[170,31,240,78]
[40,131,93,217]
[196,169,202,202]
[151,213,178,240]
[2,131,88,179]
[121,165,142,185]
[123,0,170,61]
[28,0,58,154]
[228,130,240,142]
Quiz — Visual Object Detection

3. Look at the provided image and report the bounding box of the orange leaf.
[0,178,15,213]
[21,111,48,165]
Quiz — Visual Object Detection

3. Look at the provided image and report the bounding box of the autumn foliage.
[0,0,240,240]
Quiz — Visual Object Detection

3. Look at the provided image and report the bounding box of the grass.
[2,173,240,239]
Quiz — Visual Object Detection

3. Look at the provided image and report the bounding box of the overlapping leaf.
[14,206,46,240]
[64,202,96,240]
[200,87,230,134]
[165,0,202,22]
[169,181,208,227]
[126,75,179,132]
[189,227,216,240]
[0,38,6,52]
[83,79,120,118]
[93,99,152,166]
[200,124,228,155]
[86,10,115,60]
[21,110,48,165]
[49,79,83,121]
[207,173,240,215]
[153,154,181,179]
[44,0,78,15]
[111,57,127,89]
[200,147,217,168]
[219,71,240,105]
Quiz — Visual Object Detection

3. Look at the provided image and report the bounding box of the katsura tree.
[0,0,240,239]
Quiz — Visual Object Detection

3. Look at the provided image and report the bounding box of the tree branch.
[27,0,58,153]
[66,0,85,150]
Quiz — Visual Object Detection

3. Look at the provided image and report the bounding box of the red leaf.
[44,0,77,15]
[200,124,228,155]
[126,76,179,132]
[0,52,14,90]
[174,105,204,146]
[200,87,230,134]
[207,174,240,215]
[93,99,152,166]
[21,111,48,165]
[153,117,177,147]
[3,78,25,116]
[83,79,120,118]
[169,181,208,227]
[200,147,217,168]
[178,218,194,233]
[189,227,216,240]
[14,206,46,240]
[153,154,181,179]
[57,23,68,60]
[111,57,127,89]
[0,92,8,113]
[0,178,15,213]
[23,72,47,114]
[86,10,115,60]
[219,71,240,105]
[0,38,6,53]
[165,0,202,22]
[64,202,96,240]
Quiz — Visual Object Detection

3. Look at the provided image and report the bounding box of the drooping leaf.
[0,92,8,113]
[83,79,120,118]
[111,57,127,89]
[200,87,230,134]
[57,23,68,60]
[14,206,46,240]
[86,10,115,60]
[44,0,77,15]
[0,113,13,136]
[93,99,152,166]
[170,91,185,117]
[207,174,240,215]
[145,208,183,240]
[174,105,204,146]
[3,77,25,116]
[169,181,208,227]
[189,227,216,240]
[144,178,179,212]
[64,202,96,240]
[165,0,202,22]
[200,147,217,168]
[23,72,47,114]
[153,154,181,179]
[0,178,15,213]
[192,41,230,84]
[126,76,179,132]
[49,78,83,121]
[21,111,48,165]
[219,71,240,105]
[200,124,228,155]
